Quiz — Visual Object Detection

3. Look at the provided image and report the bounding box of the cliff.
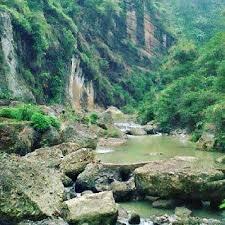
[0,0,173,109]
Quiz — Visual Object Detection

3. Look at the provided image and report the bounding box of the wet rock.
[98,137,127,148]
[62,175,74,187]
[81,190,93,196]
[0,153,64,223]
[111,179,136,202]
[64,187,76,200]
[64,191,118,225]
[152,199,176,209]
[145,196,160,202]
[129,127,147,136]
[0,122,36,155]
[134,157,225,207]
[18,218,69,225]
[128,213,141,224]
[175,207,192,218]
[60,148,95,179]
[62,123,98,149]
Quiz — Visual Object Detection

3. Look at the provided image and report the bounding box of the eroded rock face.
[64,191,118,225]
[0,153,64,223]
[134,157,225,206]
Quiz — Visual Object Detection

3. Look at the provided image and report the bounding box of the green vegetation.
[154,0,225,43]
[0,104,60,132]
[138,33,225,151]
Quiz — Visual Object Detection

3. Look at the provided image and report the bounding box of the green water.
[97,135,225,221]
[120,200,225,221]
[97,135,224,164]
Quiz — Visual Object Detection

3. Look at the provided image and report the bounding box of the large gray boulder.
[134,157,225,207]
[0,122,36,155]
[25,144,95,179]
[61,122,98,149]
[64,191,118,225]
[0,153,64,223]
[60,148,95,179]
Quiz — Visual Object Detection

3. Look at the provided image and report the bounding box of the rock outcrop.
[64,191,118,225]
[134,157,225,207]
[0,11,34,101]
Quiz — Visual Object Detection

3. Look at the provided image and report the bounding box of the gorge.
[0,0,225,225]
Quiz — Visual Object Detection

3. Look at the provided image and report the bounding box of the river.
[97,135,225,222]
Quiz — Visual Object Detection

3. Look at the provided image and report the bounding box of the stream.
[97,134,225,222]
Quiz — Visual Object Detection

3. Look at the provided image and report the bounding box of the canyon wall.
[0,0,174,109]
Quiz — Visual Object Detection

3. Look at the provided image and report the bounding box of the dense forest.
[137,0,225,151]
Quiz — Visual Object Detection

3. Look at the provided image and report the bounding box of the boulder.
[175,207,192,218]
[76,162,148,201]
[128,213,140,224]
[111,179,136,202]
[0,122,36,155]
[143,121,161,135]
[64,191,118,225]
[25,146,64,169]
[129,127,147,136]
[196,132,216,151]
[40,126,61,147]
[18,218,68,225]
[98,111,113,129]
[25,145,95,179]
[60,148,95,179]
[134,157,225,206]
[216,156,225,164]
[152,199,176,209]
[61,123,97,149]
[0,153,64,223]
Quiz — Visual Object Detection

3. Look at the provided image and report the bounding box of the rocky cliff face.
[0,11,34,101]
[0,0,173,109]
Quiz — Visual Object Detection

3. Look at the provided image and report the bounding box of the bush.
[0,104,60,132]
[84,112,99,125]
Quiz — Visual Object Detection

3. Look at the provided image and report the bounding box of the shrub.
[0,104,60,132]
[84,112,99,125]
[31,113,51,132]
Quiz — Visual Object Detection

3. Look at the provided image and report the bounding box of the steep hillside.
[154,0,225,43]
[0,0,173,109]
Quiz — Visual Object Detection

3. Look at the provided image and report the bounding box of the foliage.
[139,32,225,150]
[155,0,225,43]
[0,104,60,132]
[84,112,99,125]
